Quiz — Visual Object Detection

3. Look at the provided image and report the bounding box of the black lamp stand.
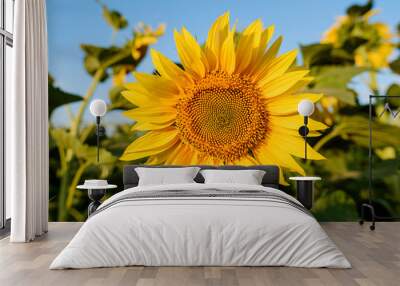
[95,116,106,163]
[359,95,400,231]
[298,116,309,161]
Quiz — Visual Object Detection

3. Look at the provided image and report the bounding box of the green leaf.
[301,43,332,67]
[300,43,354,67]
[313,190,358,221]
[80,44,131,80]
[48,74,82,116]
[386,84,400,97]
[307,66,368,105]
[108,85,134,111]
[346,0,373,17]
[50,128,116,165]
[389,58,400,75]
[335,115,400,148]
[102,5,128,31]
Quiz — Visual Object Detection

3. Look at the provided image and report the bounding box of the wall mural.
[48,0,400,222]
[120,12,326,185]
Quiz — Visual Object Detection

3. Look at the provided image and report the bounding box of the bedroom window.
[0,0,14,230]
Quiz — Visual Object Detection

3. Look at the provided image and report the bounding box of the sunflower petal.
[234,155,258,166]
[181,27,209,73]
[196,154,214,165]
[235,19,263,73]
[220,27,236,74]
[165,142,189,164]
[132,119,175,131]
[283,76,314,95]
[269,130,326,160]
[270,114,328,130]
[255,142,305,176]
[147,141,180,165]
[134,72,179,98]
[120,128,179,161]
[255,49,298,85]
[249,35,282,76]
[205,12,230,71]
[258,25,275,55]
[123,106,176,122]
[266,93,323,115]
[261,70,309,98]
[174,29,205,78]
[121,88,150,107]
[150,49,193,88]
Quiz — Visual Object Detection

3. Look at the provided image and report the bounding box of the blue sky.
[47,0,400,127]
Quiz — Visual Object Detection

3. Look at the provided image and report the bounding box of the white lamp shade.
[298,99,315,117]
[89,99,107,117]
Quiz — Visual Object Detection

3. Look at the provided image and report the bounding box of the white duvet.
[50,183,351,269]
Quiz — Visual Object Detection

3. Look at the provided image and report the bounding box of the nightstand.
[77,180,117,216]
[289,177,321,210]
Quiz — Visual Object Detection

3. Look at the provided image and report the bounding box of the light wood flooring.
[0,222,399,286]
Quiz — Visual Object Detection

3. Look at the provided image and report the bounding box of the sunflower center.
[176,71,268,162]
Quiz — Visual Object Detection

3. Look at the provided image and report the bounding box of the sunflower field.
[49,0,400,221]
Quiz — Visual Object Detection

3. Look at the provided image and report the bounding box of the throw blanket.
[92,189,311,218]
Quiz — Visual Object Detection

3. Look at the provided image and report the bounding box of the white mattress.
[50,183,351,269]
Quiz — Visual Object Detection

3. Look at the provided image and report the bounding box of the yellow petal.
[174,28,205,78]
[123,106,176,122]
[274,127,322,138]
[132,119,175,131]
[249,36,282,76]
[233,155,258,166]
[235,19,263,73]
[266,93,323,116]
[205,12,230,71]
[261,70,309,98]
[269,130,326,160]
[123,83,178,107]
[255,49,298,85]
[146,142,180,165]
[270,114,328,131]
[150,49,193,88]
[220,27,236,74]
[165,142,190,164]
[121,89,150,107]
[134,72,179,98]
[120,128,179,161]
[255,142,305,176]
[181,28,210,73]
[253,155,288,185]
[197,154,215,165]
[283,76,314,95]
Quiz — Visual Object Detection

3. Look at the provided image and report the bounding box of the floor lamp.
[89,99,107,162]
[359,95,400,231]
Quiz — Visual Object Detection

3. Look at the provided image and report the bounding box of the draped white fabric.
[7,0,49,242]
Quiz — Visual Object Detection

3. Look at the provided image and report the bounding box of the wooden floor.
[0,222,399,286]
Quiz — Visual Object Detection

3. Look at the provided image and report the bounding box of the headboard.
[123,165,280,189]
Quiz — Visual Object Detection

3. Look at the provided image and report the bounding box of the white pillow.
[200,169,266,185]
[135,167,200,186]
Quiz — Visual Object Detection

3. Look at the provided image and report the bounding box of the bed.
[50,165,350,269]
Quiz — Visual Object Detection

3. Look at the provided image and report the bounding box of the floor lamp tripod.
[359,95,400,230]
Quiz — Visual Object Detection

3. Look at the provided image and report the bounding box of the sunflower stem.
[70,68,105,138]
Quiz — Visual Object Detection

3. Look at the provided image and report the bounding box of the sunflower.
[322,10,393,69]
[120,12,326,183]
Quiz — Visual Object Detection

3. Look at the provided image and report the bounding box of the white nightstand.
[289,177,321,210]
[77,181,117,216]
